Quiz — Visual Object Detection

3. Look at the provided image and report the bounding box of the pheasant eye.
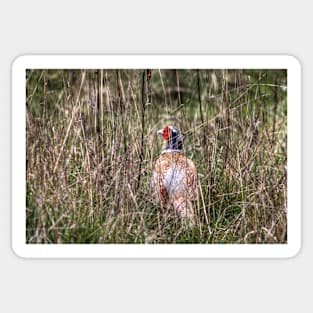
[163,125,169,140]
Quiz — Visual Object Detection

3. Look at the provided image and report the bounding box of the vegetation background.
[26,68,287,244]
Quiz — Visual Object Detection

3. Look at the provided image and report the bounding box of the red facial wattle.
[163,125,169,140]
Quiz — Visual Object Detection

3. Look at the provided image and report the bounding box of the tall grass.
[26,69,287,243]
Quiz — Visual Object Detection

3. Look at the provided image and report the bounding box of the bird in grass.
[152,125,198,225]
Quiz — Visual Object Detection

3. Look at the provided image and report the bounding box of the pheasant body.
[152,126,198,225]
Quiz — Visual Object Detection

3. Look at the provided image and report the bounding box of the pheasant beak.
[157,129,164,136]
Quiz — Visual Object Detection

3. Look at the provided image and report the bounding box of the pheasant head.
[157,125,183,152]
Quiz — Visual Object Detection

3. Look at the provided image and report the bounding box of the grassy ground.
[26,69,287,243]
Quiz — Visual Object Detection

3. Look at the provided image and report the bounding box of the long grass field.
[26,69,287,244]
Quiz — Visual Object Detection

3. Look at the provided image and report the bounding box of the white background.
[1,1,310,312]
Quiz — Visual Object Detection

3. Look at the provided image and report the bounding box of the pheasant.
[152,125,198,225]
